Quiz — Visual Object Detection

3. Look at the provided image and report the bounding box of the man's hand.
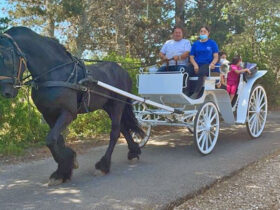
[173,55,180,61]
[161,55,168,61]
[209,62,216,70]
[194,64,199,74]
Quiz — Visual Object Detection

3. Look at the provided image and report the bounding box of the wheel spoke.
[210,112,217,123]
[258,116,262,129]
[248,110,257,113]
[208,133,213,145]
[201,134,207,150]
[197,131,205,144]
[249,113,256,123]
[210,130,216,136]
[253,119,257,134]
[258,88,263,102]
[208,106,214,118]
[256,116,259,133]
[259,112,265,121]
[259,93,264,104]
[197,126,206,133]
[249,101,256,111]
[259,101,266,110]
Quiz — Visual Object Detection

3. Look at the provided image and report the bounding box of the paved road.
[0,112,279,209]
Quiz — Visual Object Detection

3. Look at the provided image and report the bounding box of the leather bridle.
[0,33,27,87]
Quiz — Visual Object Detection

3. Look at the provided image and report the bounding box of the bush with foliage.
[0,89,48,155]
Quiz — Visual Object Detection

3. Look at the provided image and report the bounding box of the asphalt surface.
[0,112,279,210]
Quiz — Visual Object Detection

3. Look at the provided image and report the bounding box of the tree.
[175,0,186,27]
[0,18,9,33]
[185,0,245,47]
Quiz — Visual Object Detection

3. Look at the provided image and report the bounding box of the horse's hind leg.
[121,127,141,160]
[44,110,77,186]
[95,103,123,174]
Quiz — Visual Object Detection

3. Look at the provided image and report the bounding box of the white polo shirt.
[160,39,191,66]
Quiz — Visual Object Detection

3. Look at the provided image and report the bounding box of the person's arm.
[189,42,199,73]
[159,52,168,61]
[190,55,199,73]
[159,42,168,62]
[233,68,251,74]
[210,41,219,69]
[220,74,226,85]
[209,53,219,69]
[173,51,190,61]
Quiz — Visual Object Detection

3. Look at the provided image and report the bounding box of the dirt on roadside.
[172,149,280,210]
[0,136,115,166]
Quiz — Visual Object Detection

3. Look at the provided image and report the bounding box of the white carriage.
[132,66,268,155]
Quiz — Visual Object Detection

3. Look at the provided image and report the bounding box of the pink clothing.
[226,64,242,95]
[227,64,241,86]
[227,84,238,95]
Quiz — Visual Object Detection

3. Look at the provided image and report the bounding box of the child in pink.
[227,55,251,101]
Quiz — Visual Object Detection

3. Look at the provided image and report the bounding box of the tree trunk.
[45,0,55,37]
[115,2,126,57]
[175,0,186,27]
[75,10,88,58]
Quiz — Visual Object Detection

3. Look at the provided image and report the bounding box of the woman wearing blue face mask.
[186,26,219,98]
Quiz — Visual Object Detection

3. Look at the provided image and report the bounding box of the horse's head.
[0,33,27,98]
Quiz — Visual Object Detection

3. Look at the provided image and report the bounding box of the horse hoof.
[128,152,140,161]
[73,157,79,169]
[93,169,106,176]
[48,178,63,186]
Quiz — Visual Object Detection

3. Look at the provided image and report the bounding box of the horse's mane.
[46,37,73,58]
[6,26,73,59]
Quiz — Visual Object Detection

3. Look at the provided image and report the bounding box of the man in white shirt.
[158,26,192,72]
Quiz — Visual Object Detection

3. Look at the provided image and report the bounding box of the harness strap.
[36,81,88,92]
[35,81,132,105]
[2,33,26,58]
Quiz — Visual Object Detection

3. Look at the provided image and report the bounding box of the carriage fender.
[236,70,267,124]
[206,90,235,124]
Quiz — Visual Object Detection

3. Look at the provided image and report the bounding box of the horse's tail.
[121,99,145,138]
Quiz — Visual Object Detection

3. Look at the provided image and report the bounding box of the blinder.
[0,33,27,88]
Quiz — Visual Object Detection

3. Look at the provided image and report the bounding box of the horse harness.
[0,33,27,86]
[0,33,132,111]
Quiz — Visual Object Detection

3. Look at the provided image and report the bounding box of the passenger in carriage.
[227,55,251,101]
[158,26,191,72]
[186,26,219,99]
[216,51,230,89]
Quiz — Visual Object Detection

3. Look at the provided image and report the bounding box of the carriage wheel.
[194,101,220,155]
[132,101,152,148]
[246,84,267,138]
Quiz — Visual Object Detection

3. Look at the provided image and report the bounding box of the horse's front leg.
[46,110,77,186]
[95,104,123,174]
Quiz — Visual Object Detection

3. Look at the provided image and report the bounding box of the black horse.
[0,27,144,185]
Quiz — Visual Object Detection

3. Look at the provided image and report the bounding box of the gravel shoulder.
[175,149,280,210]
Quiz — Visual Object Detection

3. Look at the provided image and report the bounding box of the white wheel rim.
[195,102,219,154]
[247,86,267,138]
[132,102,151,147]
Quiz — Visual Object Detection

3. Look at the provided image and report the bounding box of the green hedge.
[0,89,48,155]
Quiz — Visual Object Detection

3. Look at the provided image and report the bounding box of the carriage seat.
[137,72,216,105]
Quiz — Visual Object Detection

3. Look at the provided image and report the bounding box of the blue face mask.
[200,34,208,40]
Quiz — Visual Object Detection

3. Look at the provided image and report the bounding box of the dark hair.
[231,55,242,65]
[199,25,210,33]
[219,51,227,57]
[172,26,184,34]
